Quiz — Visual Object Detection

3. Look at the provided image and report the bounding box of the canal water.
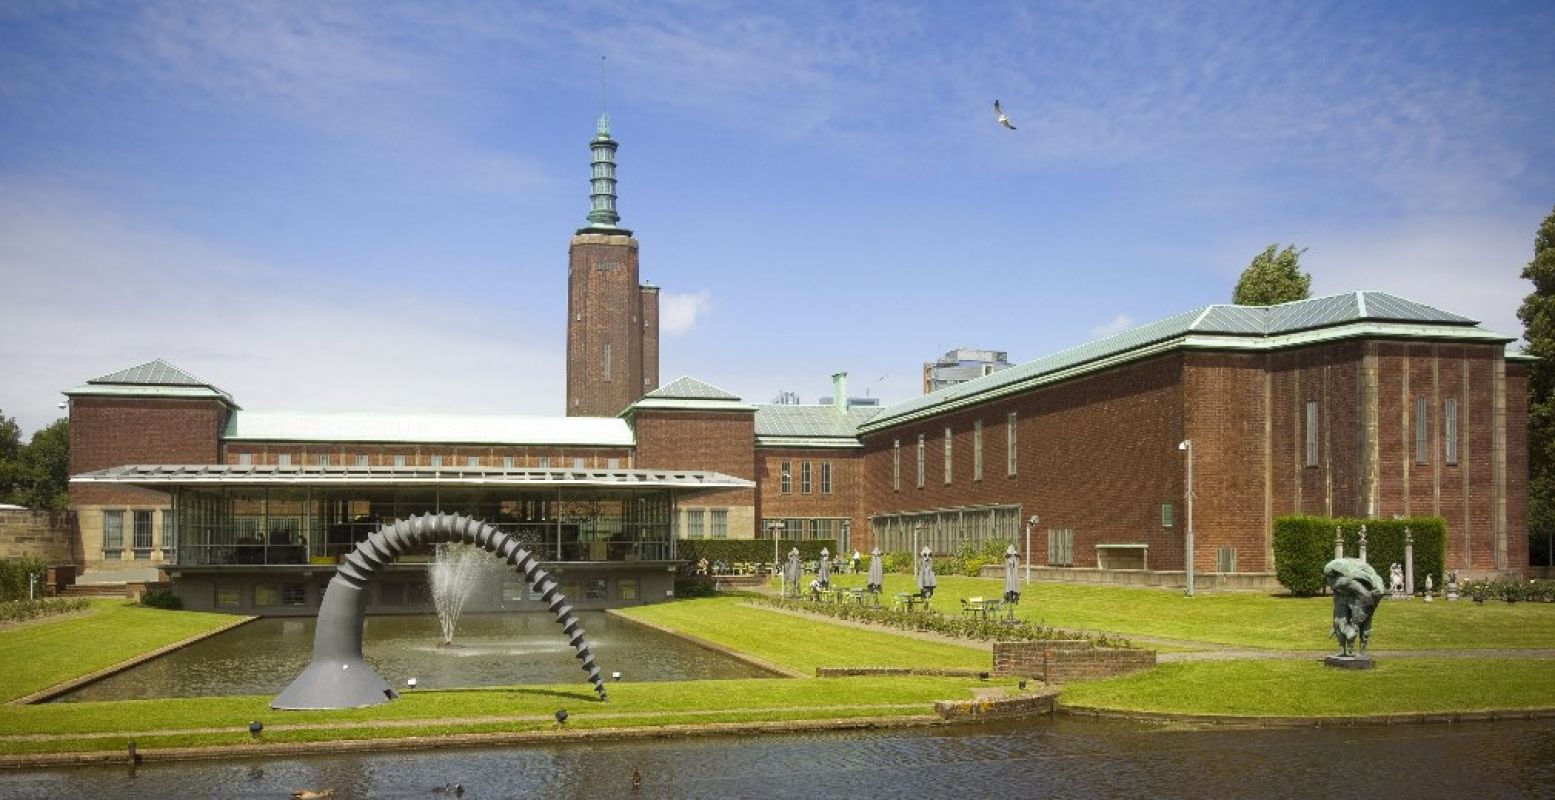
[56,613,774,702]
[3,716,1551,798]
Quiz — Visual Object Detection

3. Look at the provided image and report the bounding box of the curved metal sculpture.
[273,512,607,709]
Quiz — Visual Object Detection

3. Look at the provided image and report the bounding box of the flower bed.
[751,595,1130,648]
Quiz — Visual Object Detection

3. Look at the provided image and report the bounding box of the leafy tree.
[0,410,20,503]
[10,419,70,511]
[1233,243,1311,306]
[1517,205,1555,566]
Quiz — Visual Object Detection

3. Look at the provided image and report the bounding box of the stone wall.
[0,509,77,565]
[993,640,1156,683]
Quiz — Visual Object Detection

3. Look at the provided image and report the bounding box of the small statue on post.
[1324,558,1385,669]
[1388,563,1406,599]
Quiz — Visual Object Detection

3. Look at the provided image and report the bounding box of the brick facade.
[567,233,658,417]
[755,447,866,549]
[633,408,757,535]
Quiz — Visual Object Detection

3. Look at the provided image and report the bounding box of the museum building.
[63,114,1531,613]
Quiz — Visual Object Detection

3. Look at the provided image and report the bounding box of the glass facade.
[870,504,1021,555]
[171,485,678,566]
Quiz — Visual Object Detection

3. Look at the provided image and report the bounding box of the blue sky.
[2,1,1553,436]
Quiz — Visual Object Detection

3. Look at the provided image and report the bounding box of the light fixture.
[406,677,417,689]
[248,720,263,739]
[612,671,622,682]
[555,709,569,725]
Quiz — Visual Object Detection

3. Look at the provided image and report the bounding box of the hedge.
[1273,515,1445,596]
[0,557,47,602]
[677,539,839,565]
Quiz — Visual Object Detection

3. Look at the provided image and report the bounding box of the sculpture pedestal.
[1323,655,1375,670]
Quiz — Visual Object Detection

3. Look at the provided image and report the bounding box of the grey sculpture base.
[1323,655,1375,670]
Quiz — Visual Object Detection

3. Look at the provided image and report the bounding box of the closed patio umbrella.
[817,548,831,589]
[917,547,937,600]
[867,547,884,594]
[1003,544,1021,604]
[785,547,803,597]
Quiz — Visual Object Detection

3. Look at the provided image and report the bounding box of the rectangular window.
[238,453,253,466]
[356,455,369,467]
[711,509,729,539]
[586,579,608,600]
[608,457,621,469]
[618,578,639,601]
[278,453,292,467]
[102,510,124,556]
[1217,546,1238,573]
[893,440,901,492]
[1305,401,1319,467]
[1047,528,1074,567]
[1161,504,1173,528]
[916,434,926,489]
[801,461,812,494]
[318,453,333,466]
[944,426,953,484]
[255,584,280,607]
[1006,412,1018,476]
[503,456,515,468]
[1415,396,1429,465]
[821,462,832,494]
[687,509,705,539]
[572,457,586,469]
[431,455,444,467]
[603,343,612,382]
[280,583,307,606]
[467,456,480,467]
[394,454,407,467]
[780,461,792,493]
[214,585,241,608]
[973,420,984,481]
[539,456,551,468]
[160,509,175,556]
[133,510,154,556]
[1445,398,1459,465]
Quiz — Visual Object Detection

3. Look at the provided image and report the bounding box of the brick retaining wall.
[994,640,1156,683]
[0,509,77,565]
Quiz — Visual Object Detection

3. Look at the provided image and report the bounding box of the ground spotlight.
[406,677,418,689]
[612,671,622,682]
[555,709,568,725]
[248,720,264,739]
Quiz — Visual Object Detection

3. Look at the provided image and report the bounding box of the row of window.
[1303,397,1461,468]
[101,509,170,558]
[234,453,624,470]
[893,413,1018,491]
[778,460,833,494]
[762,518,850,541]
[214,577,643,608]
[682,508,730,539]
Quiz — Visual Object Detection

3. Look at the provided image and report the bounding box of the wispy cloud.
[1089,313,1135,340]
[660,290,713,336]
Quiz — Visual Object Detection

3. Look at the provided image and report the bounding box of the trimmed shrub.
[1460,579,1555,603]
[1273,515,1446,596]
[678,540,837,566]
[0,557,47,602]
[0,597,88,622]
[751,595,1130,648]
[139,587,184,610]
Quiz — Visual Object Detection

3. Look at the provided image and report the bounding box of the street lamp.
[1024,515,1039,585]
[767,520,785,591]
[1178,439,1195,597]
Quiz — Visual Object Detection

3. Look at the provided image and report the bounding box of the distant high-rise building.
[566,112,659,416]
[923,347,1013,394]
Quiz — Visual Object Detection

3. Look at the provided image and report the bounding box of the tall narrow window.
[943,426,953,484]
[278,453,292,467]
[916,434,926,489]
[538,456,551,468]
[431,455,444,467]
[238,453,253,466]
[103,510,124,557]
[314,453,330,467]
[821,462,832,494]
[1006,412,1018,476]
[973,420,984,481]
[711,509,729,539]
[893,439,901,492]
[133,510,153,557]
[356,455,369,467]
[394,454,407,467]
[1445,398,1459,465]
[603,343,613,382]
[503,456,515,469]
[1161,504,1174,528]
[781,461,792,494]
[467,456,480,467]
[687,509,705,539]
[1305,401,1319,467]
[1414,396,1429,465]
[801,461,812,494]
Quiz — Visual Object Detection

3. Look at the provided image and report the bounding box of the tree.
[0,410,21,504]
[7,419,70,511]
[1517,205,1555,566]
[1233,243,1311,306]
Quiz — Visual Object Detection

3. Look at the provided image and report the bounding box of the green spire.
[580,112,630,235]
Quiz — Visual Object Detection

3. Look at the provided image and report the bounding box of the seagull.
[993,99,1017,130]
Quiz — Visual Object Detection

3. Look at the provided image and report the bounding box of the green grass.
[615,596,988,672]
[1060,658,1555,716]
[826,573,1555,651]
[0,601,246,702]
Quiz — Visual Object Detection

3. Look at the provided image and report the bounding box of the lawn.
[824,573,1555,651]
[0,601,246,702]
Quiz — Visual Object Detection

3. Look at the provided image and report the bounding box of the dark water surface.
[57,613,773,701]
[3,716,1552,799]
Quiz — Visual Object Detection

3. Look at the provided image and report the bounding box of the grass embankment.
[825,573,1555,651]
[0,600,244,702]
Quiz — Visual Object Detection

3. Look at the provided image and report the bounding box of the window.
[586,579,608,600]
[572,457,586,469]
[431,455,444,467]
[603,342,613,382]
[916,434,926,488]
[1161,504,1173,528]
[944,426,953,484]
[255,584,280,607]
[1217,546,1238,573]
[238,453,253,466]
[1047,528,1075,567]
[1445,398,1459,465]
[214,585,241,608]
[801,461,812,494]
[821,462,832,494]
[781,461,792,493]
[1006,412,1018,476]
[1305,401,1319,467]
[503,456,515,468]
[608,457,620,469]
[539,456,551,468]
[102,510,124,557]
[133,510,154,556]
[160,509,175,556]
[686,509,705,539]
[278,453,292,467]
[1415,396,1429,465]
[356,455,369,467]
[973,420,984,481]
[394,454,407,467]
[467,456,480,467]
[893,440,901,492]
[280,583,307,606]
[618,579,639,601]
[711,509,729,539]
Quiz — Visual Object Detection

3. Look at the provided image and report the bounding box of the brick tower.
[566,112,660,416]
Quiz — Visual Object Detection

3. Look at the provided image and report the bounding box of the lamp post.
[1178,439,1195,598]
[912,522,922,570]
[1024,515,1039,585]
[768,520,785,591]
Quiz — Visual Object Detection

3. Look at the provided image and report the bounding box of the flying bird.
[993,100,1017,130]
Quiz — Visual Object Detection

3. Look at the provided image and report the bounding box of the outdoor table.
[894,593,923,612]
[840,588,866,606]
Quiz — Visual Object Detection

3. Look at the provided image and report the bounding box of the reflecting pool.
[56,612,774,701]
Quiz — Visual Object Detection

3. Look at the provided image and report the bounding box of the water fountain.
[429,543,488,646]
